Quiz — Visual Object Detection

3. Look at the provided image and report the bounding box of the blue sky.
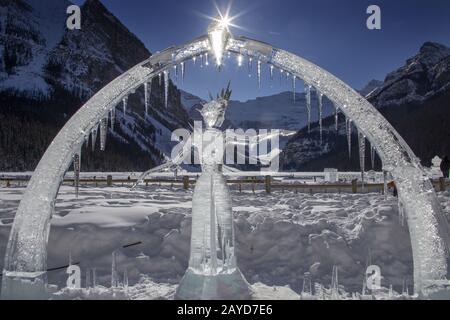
[72,0,450,101]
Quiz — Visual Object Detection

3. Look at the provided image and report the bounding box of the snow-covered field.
[0,185,449,299]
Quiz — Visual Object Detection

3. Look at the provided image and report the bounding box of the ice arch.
[2,33,449,299]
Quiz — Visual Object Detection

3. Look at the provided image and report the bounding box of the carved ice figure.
[175,84,251,300]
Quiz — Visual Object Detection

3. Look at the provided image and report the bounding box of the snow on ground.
[0,185,449,299]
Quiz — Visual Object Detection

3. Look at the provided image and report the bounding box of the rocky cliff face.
[0,0,190,171]
[281,42,450,171]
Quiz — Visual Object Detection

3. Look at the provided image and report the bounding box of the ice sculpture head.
[200,83,232,129]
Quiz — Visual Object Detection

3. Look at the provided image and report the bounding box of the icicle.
[86,269,91,289]
[371,144,376,169]
[358,132,366,189]
[174,65,178,82]
[91,123,98,152]
[158,73,162,86]
[257,60,261,89]
[83,135,89,149]
[164,70,169,108]
[237,54,243,67]
[110,108,116,132]
[205,53,209,66]
[248,57,253,77]
[334,105,339,132]
[280,69,284,86]
[73,152,80,198]
[317,91,323,143]
[193,56,197,66]
[305,84,312,133]
[302,272,312,297]
[111,251,118,288]
[92,268,97,288]
[181,62,185,84]
[123,269,129,292]
[292,76,297,103]
[100,117,108,151]
[122,96,128,116]
[346,118,352,159]
[270,65,274,82]
[200,54,204,68]
[398,198,406,226]
[331,266,340,300]
[144,82,149,115]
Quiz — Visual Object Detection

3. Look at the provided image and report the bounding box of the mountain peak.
[368,41,450,108]
[420,42,450,54]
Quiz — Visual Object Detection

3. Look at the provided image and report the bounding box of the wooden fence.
[1,175,449,194]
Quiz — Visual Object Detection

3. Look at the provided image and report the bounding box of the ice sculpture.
[175,85,251,300]
[2,18,449,300]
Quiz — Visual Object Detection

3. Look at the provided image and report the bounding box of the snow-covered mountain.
[281,42,450,171]
[181,90,335,131]
[368,42,450,108]
[0,0,70,98]
[359,79,383,98]
[0,0,190,171]
[227,91,335,132]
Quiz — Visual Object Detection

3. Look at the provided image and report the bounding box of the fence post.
[439,177,446,192]
[107,175,113,187]
[352,179,358,194]
[183,176,190,190]
[265,175,271,194]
